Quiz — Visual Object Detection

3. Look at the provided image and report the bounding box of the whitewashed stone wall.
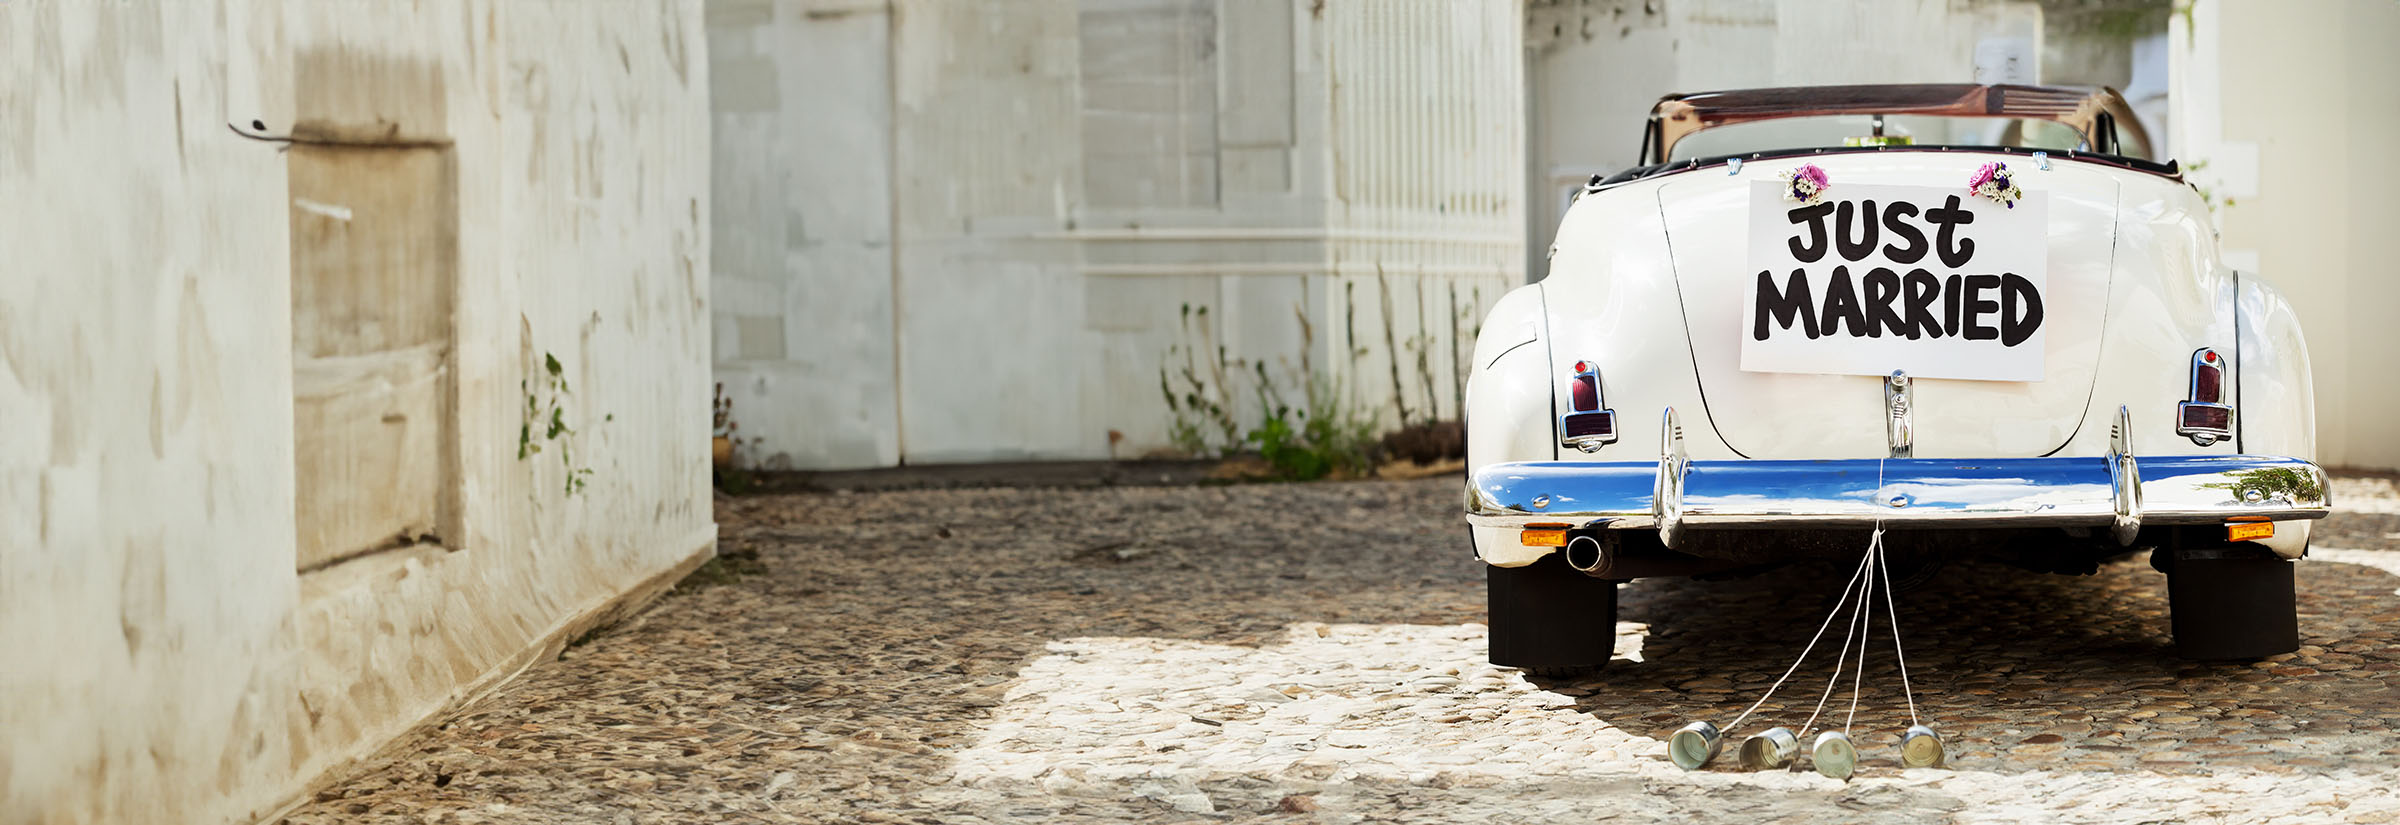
[708,0,902,469]
[0,3,716,822]
[709,0,1524,469]
[2171,0,2400,472]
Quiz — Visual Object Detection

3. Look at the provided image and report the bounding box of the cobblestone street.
[285,474,2400,824]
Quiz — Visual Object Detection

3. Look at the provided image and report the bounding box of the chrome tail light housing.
[2176,347,2232,446]
[1561,360,1618,452]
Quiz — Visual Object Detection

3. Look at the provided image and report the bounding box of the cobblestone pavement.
[285,474,2400,824]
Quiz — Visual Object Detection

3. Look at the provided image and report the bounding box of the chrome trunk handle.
[1885,371,1913,459]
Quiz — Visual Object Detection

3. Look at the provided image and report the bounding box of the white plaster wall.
[722,0,1523,467]
[0,3,716,823]
[1319,0,1523,431]
[888,0,1092,464]
[708,0,900,470]
[2171,0,2400,471]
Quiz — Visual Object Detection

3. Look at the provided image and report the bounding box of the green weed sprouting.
[519,350,596,495]
[1158,304,1242,457]
[1155,302,1380,481]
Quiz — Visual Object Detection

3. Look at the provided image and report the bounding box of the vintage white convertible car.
[1466,84,2330,674]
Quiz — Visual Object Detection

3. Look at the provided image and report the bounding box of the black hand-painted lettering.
[1962,274,2001,341]
[1927,195,1976,268]
[1754,269,1820,340]
[1819,266,1867,338]
[1901,269,1941,339]
[1786,203,1835,263]
[1881,201,1926,264]
[1762,196,2037,351]
[1942,274,1963,336]
[1835,200,1880,262]
[2001,273,2044,347]
[1863,267,1905,339]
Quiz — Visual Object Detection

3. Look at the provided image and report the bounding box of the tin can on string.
[1668,721,1723,770]
[1811,730,1858,780]
[1738,727,1800,770]
[1900,724,1947,768]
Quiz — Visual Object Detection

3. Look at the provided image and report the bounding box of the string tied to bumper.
[1702,456,1942,777]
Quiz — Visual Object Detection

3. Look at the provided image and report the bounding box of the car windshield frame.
[1634,83,2154,168]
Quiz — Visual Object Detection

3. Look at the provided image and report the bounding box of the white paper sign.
[1741,182,2048,381]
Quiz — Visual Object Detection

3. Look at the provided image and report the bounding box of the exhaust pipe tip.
[1563,535,1604,574]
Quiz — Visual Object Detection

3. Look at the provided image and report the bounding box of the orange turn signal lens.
[1521,524,1571,547]
[2227,521,2275,542]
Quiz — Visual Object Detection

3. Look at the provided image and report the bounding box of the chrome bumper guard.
[1468,407,2331,548]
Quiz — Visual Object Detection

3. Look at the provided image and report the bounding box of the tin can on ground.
[1668,721,1723,770]
[1900,724,1946,769]
[1738,727,1799,770]
[1812,730,1858,780]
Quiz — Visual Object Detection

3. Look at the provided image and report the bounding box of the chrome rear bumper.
[1467,407,2330,548]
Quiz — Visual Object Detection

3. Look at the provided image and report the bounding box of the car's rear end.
[1466,85,2328,672]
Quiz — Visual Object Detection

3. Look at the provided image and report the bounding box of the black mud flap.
[2165,544,2300,661]
[1487,552,1618,672]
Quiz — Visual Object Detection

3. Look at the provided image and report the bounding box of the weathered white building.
[709,0,1525,469]
[717,0,2393,472]
[0,3,715,823]
[2171,0,2400,471]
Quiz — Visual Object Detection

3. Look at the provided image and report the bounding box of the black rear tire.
[1487,551,1618,675]
[2163,544,2300,660]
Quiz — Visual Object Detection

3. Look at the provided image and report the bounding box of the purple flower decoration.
[1969,161,2024,208]
[1781,164,1830,205]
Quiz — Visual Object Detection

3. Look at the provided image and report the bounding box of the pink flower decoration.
[1968,161,2022,208]
[1781,163,1831,204]
[1969,162,2000,190]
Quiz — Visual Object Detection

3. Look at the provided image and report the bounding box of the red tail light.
[2177,347,2232,446]
[1561,361,1617,452]
[2193,351,2223,403]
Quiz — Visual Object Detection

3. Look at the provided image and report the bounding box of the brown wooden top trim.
[1648,84,2145,163]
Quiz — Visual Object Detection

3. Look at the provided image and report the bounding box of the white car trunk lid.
[1656,154,2118,459]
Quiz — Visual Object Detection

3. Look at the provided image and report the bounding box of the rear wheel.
[1487,551,1618,676]
[2160,542,2300,660]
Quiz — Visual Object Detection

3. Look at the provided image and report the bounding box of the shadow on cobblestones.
[282,477,2400,824]
[1553,553,2400,776]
